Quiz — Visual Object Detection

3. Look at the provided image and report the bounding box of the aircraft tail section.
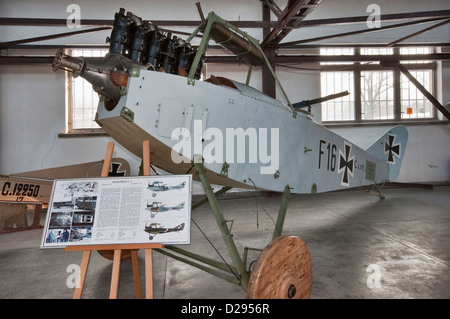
[365,126,408,181]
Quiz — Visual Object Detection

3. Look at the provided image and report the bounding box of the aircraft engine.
[52,8,204,109]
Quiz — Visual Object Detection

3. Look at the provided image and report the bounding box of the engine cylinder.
[107,8,131,56]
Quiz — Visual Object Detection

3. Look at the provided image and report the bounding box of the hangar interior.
[0,0,449,299]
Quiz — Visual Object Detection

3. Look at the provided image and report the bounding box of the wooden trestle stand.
[65,141,162,299]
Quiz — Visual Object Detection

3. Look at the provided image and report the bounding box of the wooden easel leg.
[30,203,42,229]
[143,140,155,299]
[131,250,142,299]
[145,248,154,299]
[101,142,115,177]
[73,250,92,299]
[109,249,122,299]
[143,140,151,176]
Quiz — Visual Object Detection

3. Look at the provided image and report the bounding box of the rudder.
[366,125,408,181]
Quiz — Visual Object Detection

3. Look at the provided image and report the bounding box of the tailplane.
[366,125,408,181]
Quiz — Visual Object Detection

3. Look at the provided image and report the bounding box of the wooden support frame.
[0,201,43,233]
[66,243,162,299]
[65,140,163,299]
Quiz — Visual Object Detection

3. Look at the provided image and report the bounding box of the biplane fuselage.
[95,70,407,194]
[48,9,407,195]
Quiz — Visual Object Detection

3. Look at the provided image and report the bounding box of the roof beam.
[2,52,449,65]
[261,0,283,18]
[261,0,323,48]
[279,17,449,47]
[298,9,450,27]
[0,17,277,28]
[387,18,450,47]
[203,52,450,63]
[0,27,111,49]
[1,9,449,29]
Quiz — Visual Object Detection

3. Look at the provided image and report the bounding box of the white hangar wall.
[0,0,449,187]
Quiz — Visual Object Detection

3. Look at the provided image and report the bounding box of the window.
[360,70,394,120]
[320,71,355,121]
[400,70,433,119]
[66,48,108,133]
[320,47,436,123]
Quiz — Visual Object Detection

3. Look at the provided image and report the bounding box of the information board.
[41,175,191,248]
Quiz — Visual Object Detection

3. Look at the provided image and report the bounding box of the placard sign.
[40,175,191,248]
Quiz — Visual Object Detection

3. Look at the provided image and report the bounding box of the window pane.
[361,71,394,120]
[360,48,393,64]
[400,70,434,119]
[320,48,354,65]
[400,47,431,64]
[69,49,108,130]
[320,71,355,121]
[360,48,394,55]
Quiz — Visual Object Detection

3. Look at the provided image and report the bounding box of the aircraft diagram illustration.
[144,222,185,240]
[145,201,185,218]
[147,181,187,197]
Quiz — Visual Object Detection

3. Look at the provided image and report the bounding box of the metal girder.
[2,9,449,28]
[298,9,450,27]
[278,17,444,47]
[0,27,111,49]
[281,43,450,49]
[261,0,283,18]
[261,0,323,48]
[0,56,54,65]
[2,52,449,66]
[0,17,277,28]
[204,52,450,64]
[387,18,450,47]
[279,17,450,47]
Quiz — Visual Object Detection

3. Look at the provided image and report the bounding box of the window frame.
[63,48,108,136]
[320,47,438,125]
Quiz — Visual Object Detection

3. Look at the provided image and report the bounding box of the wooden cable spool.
[247,235,312,299]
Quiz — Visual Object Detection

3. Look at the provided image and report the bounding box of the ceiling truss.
[1,1,449,118]
[1,3,449,64]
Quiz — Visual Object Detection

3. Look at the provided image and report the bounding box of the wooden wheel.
[97,249,132,260]
[247,235,312,299]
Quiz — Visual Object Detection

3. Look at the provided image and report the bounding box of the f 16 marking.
[318,140,337,171]
[318,139,355,187]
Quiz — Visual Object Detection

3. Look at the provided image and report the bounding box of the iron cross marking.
[108,162,126,176]
[384,134,400,164]
[338,142,355,186]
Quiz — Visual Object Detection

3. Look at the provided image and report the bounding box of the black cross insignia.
[338,142,354,186]
[384,134,400,164]
[108,162,126,176]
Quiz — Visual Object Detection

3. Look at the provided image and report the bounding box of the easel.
[65,141,162,299]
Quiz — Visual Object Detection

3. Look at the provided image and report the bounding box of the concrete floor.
[0,185,449,299]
